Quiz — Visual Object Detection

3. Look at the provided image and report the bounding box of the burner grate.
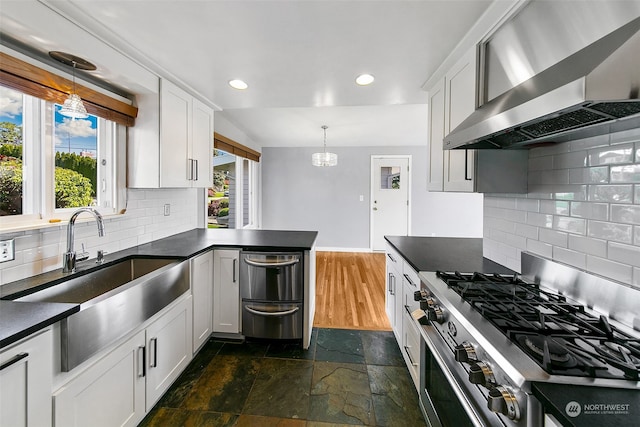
[436,271,640,380]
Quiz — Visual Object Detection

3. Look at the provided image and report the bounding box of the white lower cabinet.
[54,330,146,427]
[213,249,240,334]
[191,250,214,352]
[385,244,422,391]
[53,295,193,427]
[0,329,53,427]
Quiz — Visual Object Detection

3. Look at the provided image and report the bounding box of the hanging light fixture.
[49,51,97,119]
[312,125,338,167]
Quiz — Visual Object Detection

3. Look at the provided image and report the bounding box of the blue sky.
[1,86,97,156]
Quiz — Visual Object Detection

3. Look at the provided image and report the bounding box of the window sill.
[0,212,125,235]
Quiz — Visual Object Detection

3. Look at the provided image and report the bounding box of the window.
[207,149,257,229]
[0,85,118,225]
[380,166,401,189]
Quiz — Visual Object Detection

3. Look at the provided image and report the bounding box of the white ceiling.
[1,0,495,149]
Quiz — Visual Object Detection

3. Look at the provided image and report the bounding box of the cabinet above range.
[128,78,214,189]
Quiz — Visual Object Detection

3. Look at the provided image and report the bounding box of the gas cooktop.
[436,271,640,382]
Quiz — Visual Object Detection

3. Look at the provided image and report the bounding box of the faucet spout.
[63,207,105,273]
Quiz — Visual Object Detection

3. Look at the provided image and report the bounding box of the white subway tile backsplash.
[588,144,634,166]
[527,239,553,258]
[569,134,610,151]
[588,220,633,243]
[568,166,609,184]
[586,255,633,283]
[570,202,609,221]
[0,188,198,286]
[608,242,640,267]
[610,204,640,225]
[568,235,607,258]
[527,212,553,228]
[610,164,640,183]
[554,151,588,169]
[540,200,569,215]
[553,216,586,235]
[588,184,633,203]
[539,228,568,247]
[553,247,586,269]
[515,198,539,212]
[484,128,640,285]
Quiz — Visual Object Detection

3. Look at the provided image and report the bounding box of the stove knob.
[419,297,435,311]
[413,290,423,301]
[454,342,477,363]
[468,361,495,388]
[426,304,445,323]
[487,385,521,421]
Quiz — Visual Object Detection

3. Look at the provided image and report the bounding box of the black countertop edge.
[533,382,640,427]
[384,235,514,275]
[0,228,317,349]
[0,301,79,349]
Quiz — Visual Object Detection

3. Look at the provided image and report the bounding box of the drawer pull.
[0,352,28,371]
[404,346,418,367]
[403,273,415,287]
[244,306,299,317]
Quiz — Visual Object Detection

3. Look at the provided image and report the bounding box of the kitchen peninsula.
[0,228,317,427]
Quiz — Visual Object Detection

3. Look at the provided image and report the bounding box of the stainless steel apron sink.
[16,257,189,371]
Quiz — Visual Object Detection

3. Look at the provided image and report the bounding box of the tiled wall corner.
[0,188,199,286]
[484,127,640,289]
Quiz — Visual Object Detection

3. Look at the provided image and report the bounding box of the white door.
[371,156,410,250]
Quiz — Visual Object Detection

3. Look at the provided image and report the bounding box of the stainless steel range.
[415,252,640,427]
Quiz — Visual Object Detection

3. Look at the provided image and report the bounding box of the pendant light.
[49,51,97,119]
[312,125,338,167]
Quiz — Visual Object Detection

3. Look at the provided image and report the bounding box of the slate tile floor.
[140,328,426,426]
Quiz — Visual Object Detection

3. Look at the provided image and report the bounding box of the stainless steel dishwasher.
[240,251,303,340]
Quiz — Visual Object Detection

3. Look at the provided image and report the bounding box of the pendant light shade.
[49,51,96,119]
[312,125,338,167]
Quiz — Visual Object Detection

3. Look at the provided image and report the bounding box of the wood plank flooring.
[314,251,391,331]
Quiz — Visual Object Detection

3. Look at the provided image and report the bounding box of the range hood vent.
[444,16,640,150]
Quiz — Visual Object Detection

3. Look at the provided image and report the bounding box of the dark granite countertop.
[0,300,79,348]
[384,236,514,274]
[0,228,317,349]
[533,383,640,427]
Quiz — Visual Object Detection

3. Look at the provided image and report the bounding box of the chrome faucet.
[63,207,105,273]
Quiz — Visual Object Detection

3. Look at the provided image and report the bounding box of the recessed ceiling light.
[355,74,375,86]
[229,79,248,90]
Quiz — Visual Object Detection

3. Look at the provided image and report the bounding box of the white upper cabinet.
[128,79,213,188]
[427,46,527,193]
[443,47,477,192]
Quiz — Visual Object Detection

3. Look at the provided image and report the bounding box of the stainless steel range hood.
[444,16,640,150]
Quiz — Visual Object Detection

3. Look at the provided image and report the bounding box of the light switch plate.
[164,204,170,216]
[0,239,15,263]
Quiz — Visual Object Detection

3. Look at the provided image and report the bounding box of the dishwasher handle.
[244,305,300,317]
[243,256,300,268]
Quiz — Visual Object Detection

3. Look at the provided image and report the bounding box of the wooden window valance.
[0,52,138,126]
[214,132,261,162]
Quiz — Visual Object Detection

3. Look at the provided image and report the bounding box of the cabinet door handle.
[388,273,393,294]
[233,259,237,283]
[386,253,396,263]
[403,273,415,287]
[149,337,158,368]
[404,345,418,367]
[0,352,28,371]
[464,149,472,181]
[137,346,146,377]
[194,159,198,181]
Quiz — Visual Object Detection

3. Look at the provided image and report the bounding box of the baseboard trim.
[316,247,373,253]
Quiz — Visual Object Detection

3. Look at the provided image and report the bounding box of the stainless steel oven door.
[242,302,303,339]
[419,324,506,427]
[240,251,303,301]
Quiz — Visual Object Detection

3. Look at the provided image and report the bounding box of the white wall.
[484,127,640,288]
[261,145,483,250]
[0,188,198,286]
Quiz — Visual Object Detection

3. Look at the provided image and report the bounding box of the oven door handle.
[244,257,300,267]
[244,306,299,317]
[421,328,487,427]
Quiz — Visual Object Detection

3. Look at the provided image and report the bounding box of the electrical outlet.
[164,204,170,216]
[0,239,15,263]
